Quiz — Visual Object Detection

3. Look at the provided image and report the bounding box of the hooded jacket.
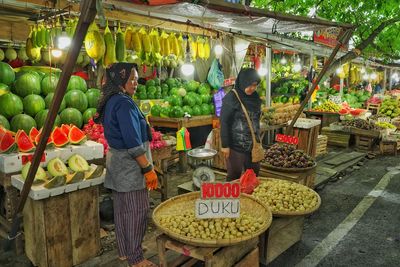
[220,68,262,153]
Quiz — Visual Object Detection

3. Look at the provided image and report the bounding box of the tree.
[253,0,400,77]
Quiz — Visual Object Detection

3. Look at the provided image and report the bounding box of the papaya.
[115,23,126,62]
[103,21,117,67]
[84,22,106,63]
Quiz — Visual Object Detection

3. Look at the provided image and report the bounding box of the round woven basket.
[152,192,273,247]
[261,161,317,173]
[249,177,321,217]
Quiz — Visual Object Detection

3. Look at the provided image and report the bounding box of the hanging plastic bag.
[207,58,224,90]
[183,128,192,150]
[213,88,226,117]
[239,169,259,194]
[176,129,185,151]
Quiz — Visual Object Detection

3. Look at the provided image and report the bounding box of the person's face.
[124,68,139,96]
[244,82,258,95]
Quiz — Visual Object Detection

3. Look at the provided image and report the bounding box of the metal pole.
[339,78,344,97]
[389,68,393,91]
[265,46,272,107]
[308,51,314,110]
[286,28,353,134]
[383,68,387,92]
[4,0,98,251]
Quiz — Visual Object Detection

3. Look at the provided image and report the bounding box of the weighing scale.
[187,148,217,188]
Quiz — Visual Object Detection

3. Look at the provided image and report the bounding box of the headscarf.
[234,68,261,112]
[95,63,137,123]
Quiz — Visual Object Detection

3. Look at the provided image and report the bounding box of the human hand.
[221,147,230,159]
[144,169,158,190]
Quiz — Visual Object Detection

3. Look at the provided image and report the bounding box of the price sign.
[378,117,391,123]
[21,153,46,165]
[275,134,299,145]
[329,95,342,105]
[195,183,241,219]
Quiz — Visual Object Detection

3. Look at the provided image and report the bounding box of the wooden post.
[265,46,272,108]
[286,28,353,134]
[5,0,98,250]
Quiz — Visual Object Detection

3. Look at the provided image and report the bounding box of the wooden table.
[151,145,176,201]
[304,110,340,131]
[148,116,213,172]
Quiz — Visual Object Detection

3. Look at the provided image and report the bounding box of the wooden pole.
[4,0,98,250]
[286,28,353,134]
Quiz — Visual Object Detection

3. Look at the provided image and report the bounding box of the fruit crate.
[316,135,328,156]
[0,141,103,174]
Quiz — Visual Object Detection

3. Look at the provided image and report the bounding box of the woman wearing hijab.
[220,68,262,181]
[96,63,157,267]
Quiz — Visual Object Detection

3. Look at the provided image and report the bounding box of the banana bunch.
[139,27,152,54]
[103,21,117,67]
[115,23,126,62]
[160,31,170,57]
[26,26,42,62]
[177,33,187,59]
[168,33,180,58]
[84,22,105,63]
[196,36,205,59]
[189,35,197,61]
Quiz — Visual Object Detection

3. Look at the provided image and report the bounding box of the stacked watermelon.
[0,62,101,133]
[148,78,215,118]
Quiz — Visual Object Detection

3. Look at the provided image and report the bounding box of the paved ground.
[1,155,399,266]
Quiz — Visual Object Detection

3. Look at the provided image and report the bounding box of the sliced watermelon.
[0,126,7,141]
[34,129,54,147]
[61,124,71,137]
[0,131,17,153]
[16,130,35,153]
[339,108,349,115]
[51,127,69,147]
[68,125,87,145]
[29,127,40,144]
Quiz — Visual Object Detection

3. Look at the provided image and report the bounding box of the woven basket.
[250,177,321,217]
[152,192,273,247]
[261,161,317,173]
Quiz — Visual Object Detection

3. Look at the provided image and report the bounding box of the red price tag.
[21,154,46,165]
[275,134,299,145]
[201,183,241,199]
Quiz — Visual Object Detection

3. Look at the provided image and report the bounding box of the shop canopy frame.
[3,0,353,250]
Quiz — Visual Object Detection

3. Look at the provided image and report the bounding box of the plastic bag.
[213,88,226,117]
[239,169,260,194]
[207,58,224,90]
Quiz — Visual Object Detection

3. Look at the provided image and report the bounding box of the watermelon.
[15,130,35,152]
[160,106,171,118]
[68,125,87,144]
[186,80,199,92]
[200,103,211,115]
[147,86,157,95]
[192,106,201,116]
[150,105,161,117]
[34,109,61,129]
[0,115,10,130]
[67,75,87,92]
[193,94,202,105]
[0,131,16,153]
[170,95,182,106]
[23,94,46,117]
[0,62,15,86]
[41,74,59,95]
[61,124,71,136]
[210,104,215,115]
[198,83,211,95]
[137,84,146,93]
[170,106,184,118]
[0,83,10,96]
[165,78,176,88]
[86,88,101,108]
[183,95,196,107]
[146,79,155,87]
[10,114,37,134]
[82,108,97,124]
[14,72,41,97]
[44,93,66,112]
[65,90,88,113]
[161,84,169,92]
[169,87,179,96]
[60,108,83,128]
[51,127,69,147]
[0,93,24,119]
[200,94,211,104]
[29,127,40,144]
[182,105,193,115]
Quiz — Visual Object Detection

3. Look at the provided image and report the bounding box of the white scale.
[187,148,217,188]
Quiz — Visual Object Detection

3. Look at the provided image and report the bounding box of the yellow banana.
[169,33,179,57]
[139,27,152,53]
[189,35,197,61]
[160,31,169,57]
[150,29,161,53]
[125,26,133,50]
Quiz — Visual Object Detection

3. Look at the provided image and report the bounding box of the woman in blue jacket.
[96,63,157,267]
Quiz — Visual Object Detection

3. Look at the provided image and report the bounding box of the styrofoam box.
[11,167,105,201]
[287,118,321,129]
[0,141,103,174]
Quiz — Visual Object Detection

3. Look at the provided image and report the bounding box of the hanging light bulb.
[51,49,62,58]
[293,63,302,72]
[392,72,399,82]
[336,66,343,75]
[370,72,377,80]
[57,30,71,49]
[258,65,267,76]
[280,56,287,65]
[214,44,223,57]
[181,42,194,76]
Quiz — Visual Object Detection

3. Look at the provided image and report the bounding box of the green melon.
[23,94,46,117]
[0,62,15,86]
[0,83,10,96]
[44,93,66,112]
[65,90,88,113]
[41,74,59,95]
[85,88,101,108]
[82,108,97,124]
[0,93,23,119]
[10,114,37,133]
[21,162,47,184]
[0,114,10,130]
[60,108,83,128]
[14,72,41,97]
[67,75,87,92]
[47,157,68,177]
[68,154,90,172]
[34,109,61,129]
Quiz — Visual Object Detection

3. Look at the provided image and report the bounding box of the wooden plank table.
[148,115,213,173]
[304,110,340,131]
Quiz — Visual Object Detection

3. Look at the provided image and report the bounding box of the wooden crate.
[24,186,100,267]
[316,135,328,156]
[259,166,316,188]
[259,216,305,265]
[289,124,319,158]
[379,140,397,155]
[321,127,351,148]
[157,234,258,267]
[354,135,377,152]
[211,128,226,170]
[304,111,340,130]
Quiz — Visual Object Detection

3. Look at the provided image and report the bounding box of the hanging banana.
[169,33,180,57]
[139,27,152,54]
[125,26,133,50]
[197,36,205,59]
[150,29,161,53]
[189,35,197,61]
[130,27,142,54]
[160,31,170,57]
